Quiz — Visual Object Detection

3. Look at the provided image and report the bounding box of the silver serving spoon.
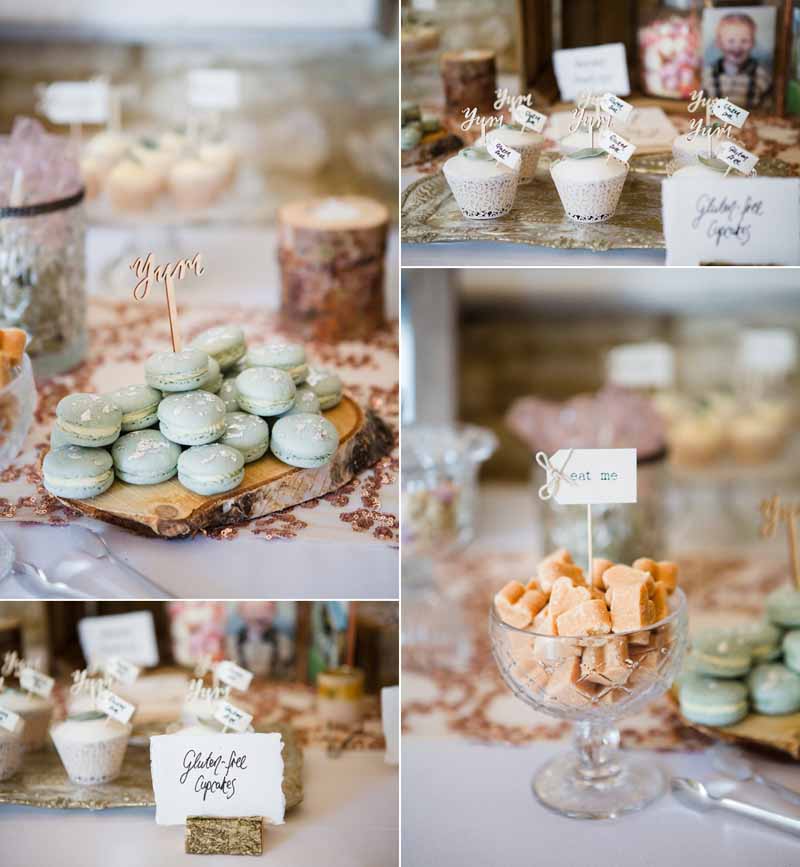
[0,532,93,599]
[672,777,800,837]
[60,525,174,599]
[710,743,800,807]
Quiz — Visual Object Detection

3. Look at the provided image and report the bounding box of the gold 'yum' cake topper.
[130,252,205,353]
[760,495,800,589]
[684,90,738,152]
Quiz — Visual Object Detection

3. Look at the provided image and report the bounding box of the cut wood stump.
[49,396,393,539]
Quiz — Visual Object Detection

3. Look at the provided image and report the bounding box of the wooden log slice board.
[669,690,800,760]
[49,396,393,539]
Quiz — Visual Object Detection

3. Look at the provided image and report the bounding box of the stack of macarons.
[678,586,800,726]
[43,324,344,499]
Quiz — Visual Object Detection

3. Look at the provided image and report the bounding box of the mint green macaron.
[305,368,343,410]
[679,676,749,726]
[690,629,753,679]
[235,367,296,417]
[218,378,239,412]
[189,325,246,372]
[220,412,269,463]
[245,342,308,384]
[158,391,226,446]
[278,386,321,418]
[55,393,122,447]
[43,445,115,499]
[767,587,800,628]
[270,412,339,468]
[783,630,800,674]
[111,430,182,485]
[732,621,783,663]
[198,357,223,394]
[177,443,245,495]
[748,663,800,715]
[107,384,162,432]
[145,348,210,393]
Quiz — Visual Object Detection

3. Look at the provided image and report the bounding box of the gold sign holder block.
[185,816,263,856]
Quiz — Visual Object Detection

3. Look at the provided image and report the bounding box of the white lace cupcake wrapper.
[551,172,627,224]
[0,739,24,781]
[444,170,520,220]
[52,734,130,785]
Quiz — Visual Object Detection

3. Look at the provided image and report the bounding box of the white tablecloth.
[403,737,800,867]
[0,748,398,867]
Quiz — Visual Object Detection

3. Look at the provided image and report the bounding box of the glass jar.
[537,451,668,565]
[638,0,702,100]
[402,423,497,576]
[0,352,36,472]
[0,189,87,378]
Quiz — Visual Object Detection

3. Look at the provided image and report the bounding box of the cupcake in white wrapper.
[550,148,629,223]
[0,727,24,781]
[485,124,543,184]
[672,132,732,168]
[442,147,519,220]
[0,689,54,751]
[51,712,132,785]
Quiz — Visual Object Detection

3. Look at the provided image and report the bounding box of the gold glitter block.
[185,816,263,856]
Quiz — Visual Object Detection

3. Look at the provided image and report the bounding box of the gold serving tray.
[401,153,795,252]
[0,722,303,811]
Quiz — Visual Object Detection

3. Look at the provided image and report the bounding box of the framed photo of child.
[701,5,777,110]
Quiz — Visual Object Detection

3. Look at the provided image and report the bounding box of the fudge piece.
[494,580,525,625]
[545,656,597,705]
[549,577,592,628]
[651,581,669,622]
[538,559,586,594]
[592,558,614,590]
[556,599,612,637]
[655,561,678,593]
[632,557,658,579]
[580,637,631,685]
[602,564,655,595]
[609,581,655,633]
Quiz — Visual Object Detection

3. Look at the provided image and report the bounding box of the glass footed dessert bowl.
[489,587,688,819]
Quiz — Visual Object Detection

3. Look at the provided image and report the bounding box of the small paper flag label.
[187,69,241,111]
[486,138,522,172]
[712,98,749,129]
[600,92,634,123]
[214,701,253,733]
[215,660,253,693]
[542,449,638,506]
[20,668,54,699]
[598,128,636,162]
[103,656,141,685]
[0,705,23,734]
[717,141,759,175]
[98,689,136,725]
[38,80,110,125]
[512,104,548,134]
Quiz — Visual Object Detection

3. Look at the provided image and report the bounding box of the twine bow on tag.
[535,450,575,501]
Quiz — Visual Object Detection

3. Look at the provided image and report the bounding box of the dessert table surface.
[0,224,399,600]
[402,482,800,866]
[0,748,398,867]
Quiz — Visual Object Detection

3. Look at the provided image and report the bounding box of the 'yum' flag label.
[718,141,759,175]
[486,138,522,172]
[98,689,136,725]
[712,98,749,129]
[214,701,253,733]
[0,705,22,734]
[600,92,634,123]
[598,128,636,162]
[215,660,253,693]
[20,668,54,699]
[104,657,141,686]
[512,104,548,134]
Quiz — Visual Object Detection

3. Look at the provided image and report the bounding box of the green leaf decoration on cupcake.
[68,710,107,722]
[568,147,607,160]
[460,147,494,161]
[698,155,729,173]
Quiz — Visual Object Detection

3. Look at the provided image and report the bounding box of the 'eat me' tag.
[0,705,22,734]
[38,80,110,125]
[598,128,636,163]
[512,104,548,134]
[104,657,141,686]
[20,668,54,699]
[717,141,759,175]
[187,69,241,110]
[600,92,634,123]
[98,689,135,725]
[545,449,637,505]
[215,660,253,692]
[712,98,749,129]
[486,137,522,172]
[214,701,253,732]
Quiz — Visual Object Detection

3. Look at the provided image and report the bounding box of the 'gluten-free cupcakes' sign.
[663,177,800,265]
[150,732,285,826]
